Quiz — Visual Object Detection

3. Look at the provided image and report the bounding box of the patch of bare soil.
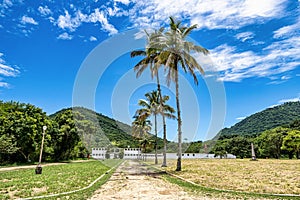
[89,160,217,200]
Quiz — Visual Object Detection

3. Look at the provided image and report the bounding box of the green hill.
[215,101,300,138]
[50,107,164,150]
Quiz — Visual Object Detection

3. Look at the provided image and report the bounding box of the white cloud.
[0,0,13,16]
[57,32,73,40]
[114,0,131,5]
[280,75,291,80]
[38,6,52,16]
[278,97,300,104]
[3,0,13,7]
[57,10,87,31]
[0,53,4,63]
[0,63,19,77]
[235,32,254,42]
[129,0,287,29]
[0,82,9,88]
[89,36,97,41]
[273,17,300,38]
[0,53,19,88]
[107,4,128,17]
[21,16,38,25]
[0,53,19,77]
[200,35,300,82]
[88,8,118,35]
[56,9,118,35]
[236,116,246,120]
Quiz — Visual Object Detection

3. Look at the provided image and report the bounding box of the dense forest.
[211,102,300,159]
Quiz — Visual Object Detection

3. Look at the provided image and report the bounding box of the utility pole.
[36,125,47,174]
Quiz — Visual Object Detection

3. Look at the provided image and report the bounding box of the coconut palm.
[132,114,151,139]
[131,29,173,166]
[132,112,152,160]
[138,90,175,164]
[151,17,209,171]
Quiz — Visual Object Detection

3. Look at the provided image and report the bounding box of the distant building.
[91,148,236,159]
[123,148,142,159]
[91,147,122,159]
[91,148,107,159]
[166,153,236,159]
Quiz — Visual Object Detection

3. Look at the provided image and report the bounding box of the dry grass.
[165,159,300,195]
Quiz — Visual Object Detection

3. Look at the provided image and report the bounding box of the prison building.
[91,148,107,159]
[123,148,141,159]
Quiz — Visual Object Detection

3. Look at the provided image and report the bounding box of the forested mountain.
[50,107,137,148]
[215,101,300,138]
[208,102,300,159]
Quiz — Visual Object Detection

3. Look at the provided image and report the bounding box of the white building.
[123,148,142,159]
[91,148,107,159]
[92,147,236,159]
[165,153,236,159]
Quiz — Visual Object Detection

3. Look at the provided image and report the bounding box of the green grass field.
[0,159,122,200]
[164,159,300,197]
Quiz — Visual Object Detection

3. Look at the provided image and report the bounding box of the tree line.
[212,119,300,159]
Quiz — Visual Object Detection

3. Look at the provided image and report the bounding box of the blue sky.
[0,0,300,141]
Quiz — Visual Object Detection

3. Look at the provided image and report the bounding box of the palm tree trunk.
[156,73,168,167]
[162,115,167,167]
[154,114,158,164]
[175,65,182,171]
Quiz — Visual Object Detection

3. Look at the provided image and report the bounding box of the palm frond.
[131,50,147,57]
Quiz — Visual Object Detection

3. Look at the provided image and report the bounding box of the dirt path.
[89,160,215,200]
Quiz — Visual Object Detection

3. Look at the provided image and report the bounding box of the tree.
[185,141,202,153]
[137,90,175,164]
[0,101,53,163]
[226,136,252,159]
[212,139,228,159]
[131,28,174,167]
[138,91,160,164]
[132,114,152,160]
[281,129,300,159]
[289,119,300,131]
[256,127,289,159]
[53,110,81,160]
[151,17,209,171]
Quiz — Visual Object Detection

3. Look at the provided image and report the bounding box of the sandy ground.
[89,160,216,200]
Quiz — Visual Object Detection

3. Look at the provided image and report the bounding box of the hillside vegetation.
[216,101,300,137]
[210,102,300,159]
[50,107,138,149]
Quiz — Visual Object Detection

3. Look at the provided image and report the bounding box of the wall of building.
[91,148,107,159]
[123,148,141,159]
[91,148,236,160]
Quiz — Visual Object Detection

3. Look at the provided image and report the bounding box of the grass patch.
[0,159,122,199]
[164,159,300,196]
[163,174,299,200]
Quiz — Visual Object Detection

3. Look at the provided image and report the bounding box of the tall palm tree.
[132,114,152,160]
[152,17,209,171]
[131,29,173,166]
[132,114,151,139]
[138,90,175,164]
[138,91,159,164]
